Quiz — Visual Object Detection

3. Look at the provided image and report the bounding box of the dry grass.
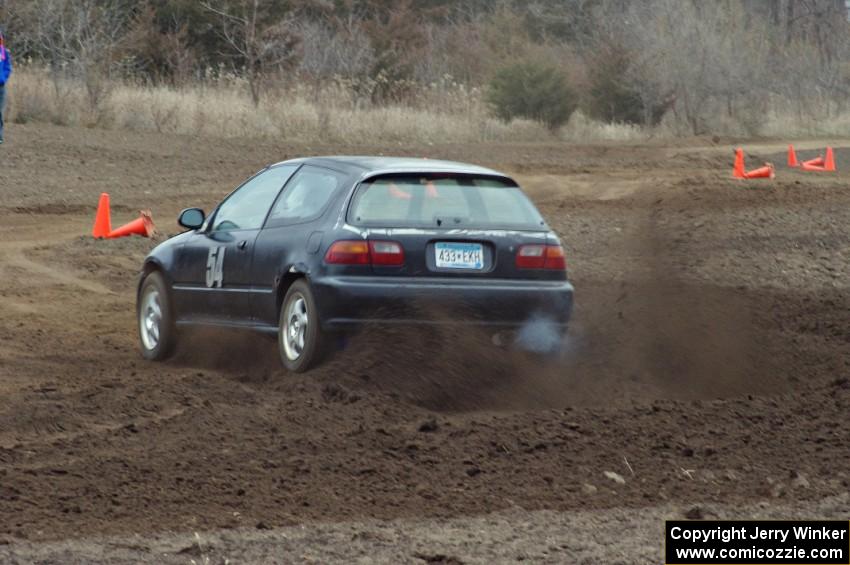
[761,98,850,138]
[15,65,843,143]
[7,65,647,144]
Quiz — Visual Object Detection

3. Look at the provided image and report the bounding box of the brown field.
[0,125,848,563]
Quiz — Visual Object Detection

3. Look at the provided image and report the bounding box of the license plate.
[435,242,484,270]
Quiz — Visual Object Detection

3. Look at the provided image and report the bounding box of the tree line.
[1,0,848,134]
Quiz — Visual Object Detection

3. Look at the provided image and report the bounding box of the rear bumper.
[312,276,573,329]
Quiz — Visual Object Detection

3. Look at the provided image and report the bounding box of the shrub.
[586,44,645,125]
[487,61,577,131]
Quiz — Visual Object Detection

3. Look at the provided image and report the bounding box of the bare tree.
[297,16,374,82]
[591,0,772,134]
[26,0,130,117]
[123,4,197,86]
[202,0,299,106]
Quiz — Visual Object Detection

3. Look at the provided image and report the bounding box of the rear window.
[348,175,546,229]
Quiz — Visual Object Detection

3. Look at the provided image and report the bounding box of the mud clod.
[418,419,439,433]
[413,552,465,564]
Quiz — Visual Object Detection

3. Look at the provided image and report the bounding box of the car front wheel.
[138,271,177,361]
[279,279,328,373]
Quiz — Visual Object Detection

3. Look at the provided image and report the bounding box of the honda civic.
[137,157,574,372]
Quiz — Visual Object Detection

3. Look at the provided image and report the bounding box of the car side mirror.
[178,208,205,230]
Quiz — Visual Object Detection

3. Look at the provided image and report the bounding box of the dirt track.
[1,125,849,562]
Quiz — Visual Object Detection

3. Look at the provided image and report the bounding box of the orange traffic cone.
[824,146,835,171]
[798,146,837,172]
[92,193,112,238]
[733,148,746,178]
[733,148,775,179]
[787,145,798,167]
[743,163,775,179]
[107,210,155,239]
[802,155,824,167]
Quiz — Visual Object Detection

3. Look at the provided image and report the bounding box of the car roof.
[270,156,511,181]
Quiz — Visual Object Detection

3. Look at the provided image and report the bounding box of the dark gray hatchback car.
[137,156,574,372]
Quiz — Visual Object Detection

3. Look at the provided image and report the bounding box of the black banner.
[665,521,850,564]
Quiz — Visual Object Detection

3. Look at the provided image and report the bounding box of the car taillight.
[516,244,566,270]
[325,241,370,264]
[369,241,405,265]
[516,244,546,269]
[324,240,405,266]
[544,245,566,270]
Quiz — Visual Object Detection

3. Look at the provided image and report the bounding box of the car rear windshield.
[348,174,546,229]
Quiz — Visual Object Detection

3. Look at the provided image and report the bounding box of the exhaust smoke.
[515,315,563,354]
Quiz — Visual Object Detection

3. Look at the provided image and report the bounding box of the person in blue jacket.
[0,30,12,144]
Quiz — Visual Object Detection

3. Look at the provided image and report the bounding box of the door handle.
[237,240,248,250]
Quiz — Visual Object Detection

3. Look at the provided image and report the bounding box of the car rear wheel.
[138,271,177,361]
[279,279,328,373]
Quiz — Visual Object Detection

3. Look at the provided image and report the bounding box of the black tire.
[137,271,177,361]
[278,279,328,373]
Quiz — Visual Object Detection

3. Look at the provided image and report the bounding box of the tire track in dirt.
[0,214,112,296]
[0,212,196,467]
[0,405,187,458]
[3,252,114,295]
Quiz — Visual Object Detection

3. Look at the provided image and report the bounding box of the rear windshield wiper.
[435,216,467,227]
